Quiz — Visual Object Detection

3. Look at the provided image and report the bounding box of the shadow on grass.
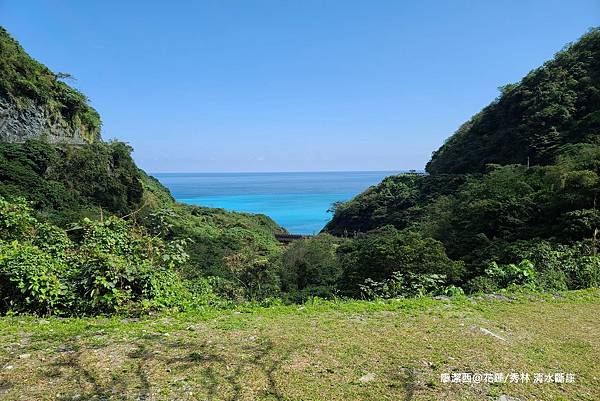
[0,379,13,397]
[2,331,418,400]
[398,367,417,401]
[39,336,290,401]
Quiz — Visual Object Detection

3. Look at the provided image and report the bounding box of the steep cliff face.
[0,27,101,144]
[0,92,94,145]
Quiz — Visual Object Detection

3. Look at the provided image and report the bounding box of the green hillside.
[1,22,600,401]
[0,28,287,314]
[2,24,600,318]
[324,29,600,293]
[427,28,600,174]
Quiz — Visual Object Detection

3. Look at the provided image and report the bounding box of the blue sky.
[1,1,598,172]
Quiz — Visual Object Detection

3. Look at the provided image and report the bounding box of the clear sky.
[1,1,598,172]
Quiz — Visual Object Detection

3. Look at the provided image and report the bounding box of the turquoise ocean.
[153,171,399,234]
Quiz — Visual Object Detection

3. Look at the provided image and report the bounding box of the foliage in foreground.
[0,197,197,315]
[0,139,288,308]
[3,192,599,316]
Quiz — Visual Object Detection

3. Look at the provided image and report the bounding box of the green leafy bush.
[519,241,600,290]
[338,226,464,296]
[466,276,499,293]
[484,259,537,290]
[359,271,450,299]
[150,204,285,299]
[72,216,191,313]
[0,196,36,240]
[0,241,71,314]
[277,234,344,302]
[0,197,192,315]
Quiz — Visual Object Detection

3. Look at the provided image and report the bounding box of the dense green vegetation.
[0,27,101,143]
[0,159,289,314]
[2,22,599,401]
[153,203,286,301]
[324,173,468,235]
[2,27,600,317]
[324,29,600,297]
[427,28,600,174]
[0,29,289,312]
[0,197,193,314]
[0,140,145,224]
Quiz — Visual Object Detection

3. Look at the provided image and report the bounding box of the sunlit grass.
[0,289,598,400]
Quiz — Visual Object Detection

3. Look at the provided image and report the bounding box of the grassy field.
[0,290,598,401]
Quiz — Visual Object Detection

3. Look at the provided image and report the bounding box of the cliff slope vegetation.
[325,29,600,293]
[427,28,600,174]
[0,27,286,314]
[0,27,101,144]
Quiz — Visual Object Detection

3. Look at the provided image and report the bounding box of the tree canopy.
[427,28,600,174]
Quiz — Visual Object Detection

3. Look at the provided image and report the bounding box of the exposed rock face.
[0,93,89,145]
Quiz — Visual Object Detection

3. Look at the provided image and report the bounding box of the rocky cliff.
[0,27,101,144]
[0,93,94,145]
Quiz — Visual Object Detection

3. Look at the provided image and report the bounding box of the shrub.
[277,234,343,301]
[0,196,192,315]
[513,241,600,290]
[338,226,464,296]
[466,259,536,293]
[484,259,537,289]
[0,196,36,240]
[74,216,190,313]
[443,285,465,297]
[184,277,233,309]
[466,276,499,293]
[359,271,451,299]
[0,241,71,314]
[282,286,339,304]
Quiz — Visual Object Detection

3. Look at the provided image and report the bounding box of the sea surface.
[153,171,399,234]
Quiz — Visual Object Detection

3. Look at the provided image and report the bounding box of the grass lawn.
[0,289,598,400]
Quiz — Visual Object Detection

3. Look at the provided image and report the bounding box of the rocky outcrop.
[0,93,90,145]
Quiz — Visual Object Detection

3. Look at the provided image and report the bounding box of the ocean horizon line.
[154,170,405,234]
[150,169,422,175]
